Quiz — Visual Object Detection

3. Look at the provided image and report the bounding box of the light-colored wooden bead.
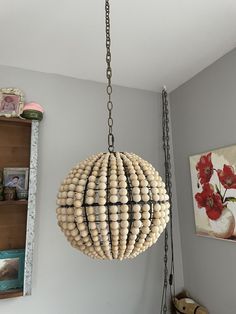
[67,191,75,198]
[71,228,79,237]
[118,175,126,181]
[78,223,86,231]
[133,194,141,203]
[131,228,140,235]
[110,188,118,195]
[142,220,151,227]
[111,229,119,236]
[110,222,119,230]
[109,206,118,214]
[120,195,128,204]
[121,205,129,212]
[76,185,84,192]
[91,229,98,236]
[98,182,106,190]
[120,212,129,220]
[141,227,150,234]
[88,214,95,222]
[131,180,139,187]
[110,214,118,221]
[74,200,82,208]
[86,189,95,197]
[98,197,106,205]
[67,215,74,222]
[75,193,83,200]
[120,220,129,228]
[110,195,118,203]
[99,213,106,221]
[89,222,97,230]
[61,207,67,215]
[119,181,127,188]
[142,194,150,202]
[154,211,162,219]
[119,188,127,196]
[98,189,106,197]
[150,180,158,188]
[142,212,150,220]
[66,198,73,206]
[133,220,142,228]
[110,180,118,188]
[86,197,94,205]
[110,174,117,181]
[133,212,141,220]
[120,228,128,235]
[99,221,107,229]
[133,204,141,212]
[99,175,107,183]
[80,230,89,237]
[67,207,74,215]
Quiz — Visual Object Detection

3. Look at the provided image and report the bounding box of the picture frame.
[0,88,24,117]
[190,144,236,242]
[3,168,29,191]
[0,249,25,291]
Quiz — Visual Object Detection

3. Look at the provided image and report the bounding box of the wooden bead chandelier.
[56,0,170,260]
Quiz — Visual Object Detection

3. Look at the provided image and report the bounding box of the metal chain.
[105,0,115,152]
[160,87,175,314]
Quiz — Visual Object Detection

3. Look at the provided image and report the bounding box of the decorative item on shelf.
[56,0,170,261]
[0,250,25,292]
[3,168,29,192]
[190,145,236,241]
[0,88,24,118]
[17,189,28,201]
[174,291,208,314]
[21,102,44,121]
[3,187,16,201]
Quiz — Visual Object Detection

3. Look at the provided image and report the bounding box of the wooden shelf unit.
[0,117,39,299]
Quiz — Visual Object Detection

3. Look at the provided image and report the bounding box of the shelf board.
[0,289,23,299]
[0,117,32,126]
[0,200,28,206]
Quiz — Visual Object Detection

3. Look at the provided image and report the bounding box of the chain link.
[160,88,175,314]
[105,0,115,152]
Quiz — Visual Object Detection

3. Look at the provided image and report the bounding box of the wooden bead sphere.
[56,152,170,260]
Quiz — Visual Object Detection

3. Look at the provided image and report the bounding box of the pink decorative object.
[23,102,44,113]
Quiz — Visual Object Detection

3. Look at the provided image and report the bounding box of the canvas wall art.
[190,144,236,241]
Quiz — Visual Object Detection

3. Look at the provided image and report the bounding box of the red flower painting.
[217,165,236,189]
[195,153,236,220]
[196,152,213,185]
[195,184,223,220]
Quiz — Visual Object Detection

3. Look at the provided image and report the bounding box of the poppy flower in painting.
[217,165,236,189]
[195,183,224,220]
[196,153,213,185]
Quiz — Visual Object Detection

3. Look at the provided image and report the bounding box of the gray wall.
[0,65,183,314]
[171,48,236,314]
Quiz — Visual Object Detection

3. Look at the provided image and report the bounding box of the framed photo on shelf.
[3,168,29,191]
[0,88,24,117]
[0,249,25,291]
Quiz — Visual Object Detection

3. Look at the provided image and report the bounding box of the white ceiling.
[0,0,236,92]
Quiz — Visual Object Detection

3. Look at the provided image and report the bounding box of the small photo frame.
[0,249,25,291]
[3,168,29,191]
[0,88,24,117]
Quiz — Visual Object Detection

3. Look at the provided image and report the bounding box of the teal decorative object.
[17,189,28,200]
[0,249,25,291]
